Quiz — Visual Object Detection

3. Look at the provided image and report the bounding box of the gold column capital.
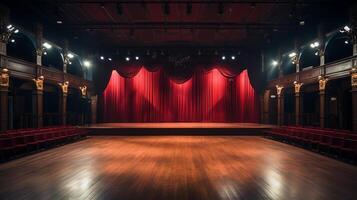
[293,81,303,93]
[276,85,284,96]
[59,81,69,94]
[351,67,357,88]
[0,68,9,88]
[318,75,328,91]
[33,75,44,91]
[79,85,87,97]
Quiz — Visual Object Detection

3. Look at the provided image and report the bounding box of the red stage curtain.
[103,67,259,122]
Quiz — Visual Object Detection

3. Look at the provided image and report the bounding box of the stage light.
[7,24,13,29]
[10,39,15,43]
[43,52,47,55]
[310,41,319,48]
[43,42,52,49]
[345,40,349,44]
[288,52,297,58]
[56,20,63,24]
[69,61,72,65]
[108,58,112,61]
[299,21,305,26]
[67,53,74,59]
[221,56,226,60]
[100,56,104,60]
[83,60,91,68]
[231,56,235,60]
[343,25,351,32]
[126,57,130,61]
[271,60,278,67]
[315,51,319,56]
[135,56,139,60]
[14,29,19,33]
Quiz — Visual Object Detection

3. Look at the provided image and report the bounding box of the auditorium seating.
[265,126,357,162]
[0,126,87,162]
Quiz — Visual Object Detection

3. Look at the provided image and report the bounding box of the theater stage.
[86,123,275,135]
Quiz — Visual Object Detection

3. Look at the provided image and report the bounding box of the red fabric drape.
[103,67,259,122]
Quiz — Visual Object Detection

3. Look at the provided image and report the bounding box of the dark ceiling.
[1,0,353,56]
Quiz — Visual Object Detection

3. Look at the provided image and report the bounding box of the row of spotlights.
[67,53,74,59]
[221,56,236,60]
[340,25,351,33]
[100,56,139,61]
[288,52,297,58]
[100,56,112,61]
[310,41,320,48]
[43,42,52,49]
[7,24,19,33]
[126,56,139,61]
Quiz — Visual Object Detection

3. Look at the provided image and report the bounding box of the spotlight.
[56,20,63,24]
[108,58,112,61]
[135,56,139,60]
[42,42,52,49]
[67,53,74,59]
[14,29,19,33]
[315,52,319,56]
[288,52,297,58]
[100,56,104,60]
[221,56,226,60]
[231,56,235,60]
[69,61,72,65]
[343,25,351,32]
[10,39,15,43]
[344,40,349,44]
[7,24,13,29]
[310,41,319,48]
[299,21,305,26]
[83,60,91,68]
[271,60,278,67]
[43,51,47,55]
[126,57,130,61]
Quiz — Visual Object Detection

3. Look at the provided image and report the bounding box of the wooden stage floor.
[89,123,275,129]
[0,136,356,200]
[87,123,275,135]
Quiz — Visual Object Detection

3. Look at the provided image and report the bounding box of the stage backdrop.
[102,66,259,122]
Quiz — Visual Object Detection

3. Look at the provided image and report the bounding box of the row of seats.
[265,126,357,162]
[0,126,87,162]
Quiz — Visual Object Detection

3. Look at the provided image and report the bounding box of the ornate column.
[91,95,97,124]
[318,76,328,128]
[35,23,43,66]
[351,65,357,131]
[79,85,87,125]
[58,81,69,125]
[0,68,9,131]
[276,85,284,126]
[0,7,10,56]
[294,81,303,126]
[32,76,44,128]
[263,90,270,124]
[63,40,69,73]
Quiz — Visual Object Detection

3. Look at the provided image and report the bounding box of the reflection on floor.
[0,136,356,200]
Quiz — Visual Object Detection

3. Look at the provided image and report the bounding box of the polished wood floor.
[89,123,276,129]
[0,136,356,200]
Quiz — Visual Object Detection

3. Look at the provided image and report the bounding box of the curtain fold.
[103,66,259,122]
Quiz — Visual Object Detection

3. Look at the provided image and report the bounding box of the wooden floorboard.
[0,136,356,200]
